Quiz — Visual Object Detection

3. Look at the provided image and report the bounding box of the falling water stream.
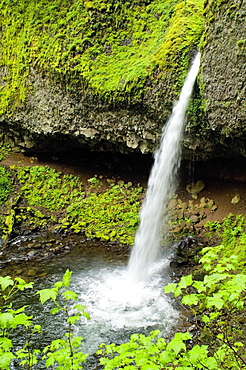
[11,53,200,368]
[128,52,200,281]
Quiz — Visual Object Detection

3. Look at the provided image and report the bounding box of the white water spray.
[128,53,200,281]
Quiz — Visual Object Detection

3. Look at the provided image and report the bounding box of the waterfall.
[128,53,200,281]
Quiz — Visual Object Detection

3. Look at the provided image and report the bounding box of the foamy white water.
[128,53,200,281]
[74,257,178,353]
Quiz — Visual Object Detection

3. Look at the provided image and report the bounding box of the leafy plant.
[38,269,89,369]
[65,181,143,245]
[0,167,13,204]
[0,276,34,369]
[164,245,246,369]
[205,214,246,271]
[87,175,103,189]
[0,271,89,370]
[13,165,84,211]
[98,242,246,370]
[0,143,11,161]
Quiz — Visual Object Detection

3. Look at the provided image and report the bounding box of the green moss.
[64,181,143,245]
[0,143,11,161]
[0,0,204,112]
[13,165,84,211]
[4,165,143,245]
[237,39,246,48]
[0,166,13,204]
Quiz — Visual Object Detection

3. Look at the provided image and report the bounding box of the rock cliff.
[197,0,246,158]
[0,0,245,159]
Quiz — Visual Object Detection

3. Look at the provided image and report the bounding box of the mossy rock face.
[1,0,245,159]
[0,0,204,154]
[197,0,246,157]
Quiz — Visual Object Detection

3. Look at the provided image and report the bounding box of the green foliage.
[7,165,143,244]
[0,276,34,369]
[164,246,246,370]
[0,0,204,112]
[0,270,88,370]
[65,181,143,245]
[13,165,84,211]
[205,214,246,271]
[98,245,246,370]
[0,165,143,244]
[0,143,11,161]
[87,175,103,189]
[38,269,89,369]
[0,167,13,205]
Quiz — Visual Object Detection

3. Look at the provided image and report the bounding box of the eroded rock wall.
[199,0,246,157]
[0,0,245,160]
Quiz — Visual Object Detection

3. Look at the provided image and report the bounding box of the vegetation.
[0,167,13,205]
[0,270,89,369]
[98,217,246,369]
[15,166,84,212]
[0,0,204,113]
[0,215,245,369]
[0,165,143,244]
[205,214,246,272]
[0,144,10,161]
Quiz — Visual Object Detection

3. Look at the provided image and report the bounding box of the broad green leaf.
[0,337,12,351]
[187,344,208,363]
[0,276,14,291]
[12,313,33,328]
[51,307,60,315]
[166,333,191,354]
[159,350,173,364]
[74,304,90,319]
[201,314,210,323]
[15,277,33,290]
[193,281,206,292]
[203,357,218,369]
[67,315,81,324]
[54,281,63,289]
[38,288,58,304]
[179,275,193,289]
[164,283,177,294]
[182,294,199,306]
[0,312,14,327]
[204,273,229,288]
[207,295,224,309]
[174,286,182,298]
[62,269,72,286]
[62,290,78,301]
[0,352,15,369]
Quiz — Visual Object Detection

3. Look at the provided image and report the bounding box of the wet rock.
[186,180,205,199]
[200,197,207,206]
[170,256,187,268]
[189,215,199,224]
[33,243,43,249]
[206,199,214,208]
[27,250,38,258]
[231,194,241,204]
[170,236,197,267]
[211,205,218,212]
[16,269,23,275]
[27,269,37,276]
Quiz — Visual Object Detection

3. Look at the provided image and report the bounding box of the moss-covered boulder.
[0,0,203,153]
[0,0,245,159]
